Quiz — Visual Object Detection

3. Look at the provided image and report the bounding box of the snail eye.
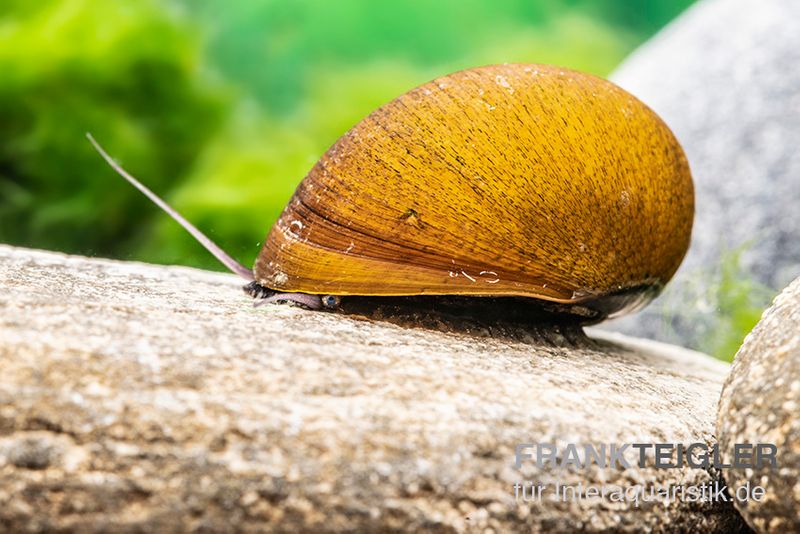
[322,295,341,309]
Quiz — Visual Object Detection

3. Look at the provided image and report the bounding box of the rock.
[717,276,800,532]
[604,0,800,350]
[0,245,747,532]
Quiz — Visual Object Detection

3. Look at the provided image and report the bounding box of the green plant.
[655,245,776,361]
[0,0,226,257]
[703,247,775,360]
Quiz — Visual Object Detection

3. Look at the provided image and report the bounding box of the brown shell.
[254,63,694,318]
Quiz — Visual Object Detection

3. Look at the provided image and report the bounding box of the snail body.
[90,63,693,322]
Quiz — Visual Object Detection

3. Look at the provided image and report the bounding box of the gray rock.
[0,245,747,532]
[717,276,800,532]
[604,0,800,351]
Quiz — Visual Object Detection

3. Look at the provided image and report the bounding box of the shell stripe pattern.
[255,63,694,309]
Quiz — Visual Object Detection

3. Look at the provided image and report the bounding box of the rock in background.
[604,0,800,353]
[0,245,748,532]
[717,276,800,533]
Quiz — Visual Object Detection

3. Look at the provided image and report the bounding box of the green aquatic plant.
[655,245,776,361]
[0,0,226,256]
[704,247,775,360]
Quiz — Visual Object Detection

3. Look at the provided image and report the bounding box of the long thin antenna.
[87,133,255,282]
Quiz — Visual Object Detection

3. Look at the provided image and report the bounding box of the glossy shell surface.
[255,63,693,317]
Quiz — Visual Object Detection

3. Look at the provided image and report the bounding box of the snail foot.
[244,281,324,310]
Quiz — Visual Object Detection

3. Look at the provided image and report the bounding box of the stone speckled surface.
[717,276,800,533]
[0,245,747,532]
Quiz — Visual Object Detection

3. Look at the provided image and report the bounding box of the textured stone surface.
[717,277,800,532]
[0,245,747,532]
[604,0,800,350]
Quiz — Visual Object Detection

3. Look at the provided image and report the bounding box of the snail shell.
[255,63,693,319]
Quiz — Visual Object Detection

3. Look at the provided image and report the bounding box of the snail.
[88,63,693,324]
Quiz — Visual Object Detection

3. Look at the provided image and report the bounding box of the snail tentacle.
[87,133,255,282]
